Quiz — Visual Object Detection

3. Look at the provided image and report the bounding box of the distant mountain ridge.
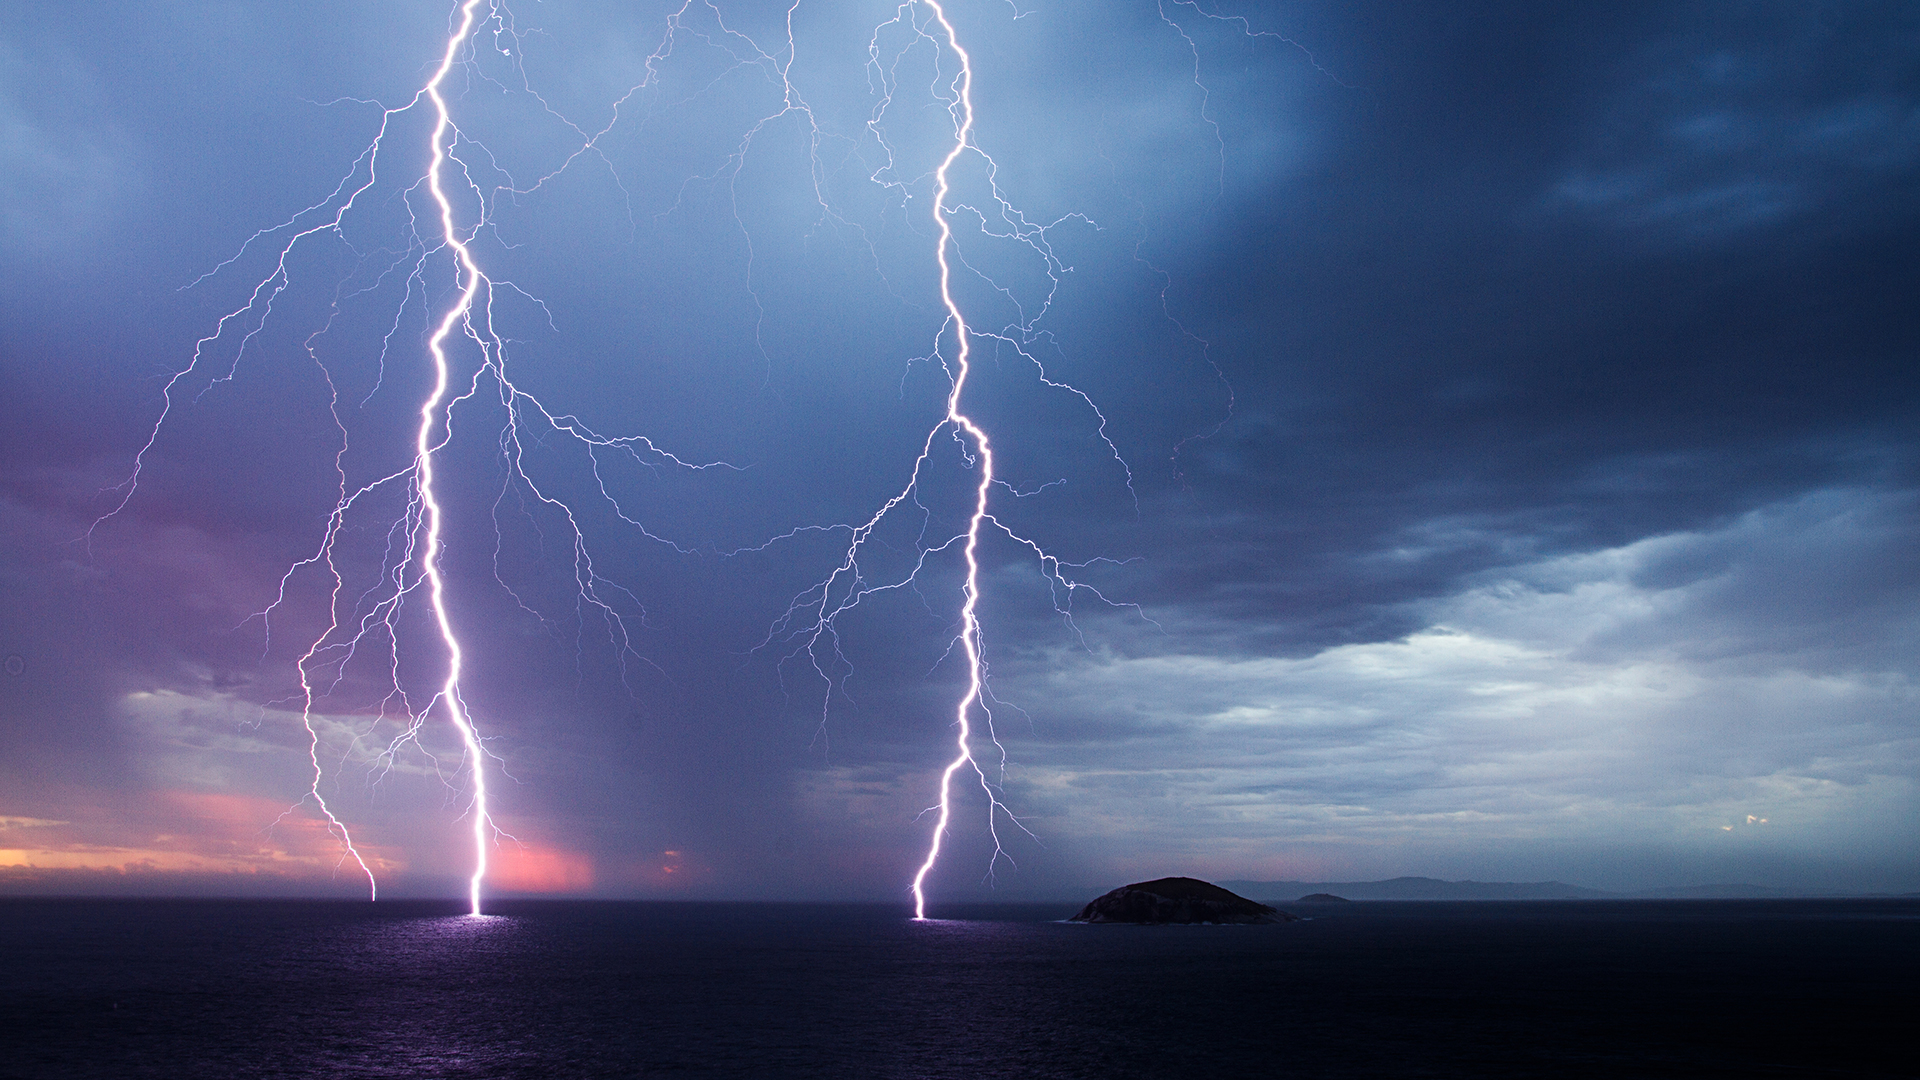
[1215,877,1880,901]
[1221,876,1609,901]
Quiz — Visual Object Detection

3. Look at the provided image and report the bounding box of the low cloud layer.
[950,488,1918,893]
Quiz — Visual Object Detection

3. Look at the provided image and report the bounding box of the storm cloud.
[2,0,1915,900]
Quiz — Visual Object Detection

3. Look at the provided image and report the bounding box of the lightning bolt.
[905,0,991,923]
[419,0,495,916]
[751,1,1160,920]
[94,1,733,915]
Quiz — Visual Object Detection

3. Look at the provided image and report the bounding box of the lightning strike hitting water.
[419,0,496,916]
[95,1,736,913]
[750,1,1162,918]
[906,0,992,923]
[700,0,1270,916]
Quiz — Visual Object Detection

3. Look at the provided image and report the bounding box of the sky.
[1,0,1916,902]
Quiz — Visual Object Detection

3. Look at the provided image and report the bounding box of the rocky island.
[1069,876,1299,924]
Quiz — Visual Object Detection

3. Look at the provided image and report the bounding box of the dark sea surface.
[3,897,1914,1079]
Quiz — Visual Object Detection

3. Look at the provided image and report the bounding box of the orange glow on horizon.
[488,841,596,894]
[0,790,406,879]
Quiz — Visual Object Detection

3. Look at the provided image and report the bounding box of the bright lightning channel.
[419,0,494,917]
[748,1,1164,919]
[888,0,1312,914]
[907,0,991,923]
[860,1,1151,920]
[96,0,729,915]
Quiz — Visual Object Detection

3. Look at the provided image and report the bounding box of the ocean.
[4,897,1914,1078]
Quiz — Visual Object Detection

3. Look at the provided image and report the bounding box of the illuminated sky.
[2,1,1916,900]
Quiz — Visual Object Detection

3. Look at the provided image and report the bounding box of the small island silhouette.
[1070,877,1300,924]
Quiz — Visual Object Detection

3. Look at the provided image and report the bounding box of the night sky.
[2,1,1915,901]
